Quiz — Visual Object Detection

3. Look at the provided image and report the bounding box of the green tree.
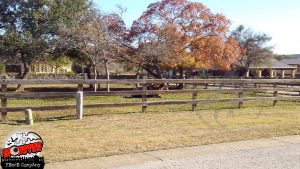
[231,25,273,76]
[58,8,126,91]
[0,0,90,91]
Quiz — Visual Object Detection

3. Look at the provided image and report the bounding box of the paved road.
[46,135,300,169]
[116,143,300,169]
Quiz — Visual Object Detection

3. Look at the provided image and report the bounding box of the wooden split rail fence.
[1,78,300,124]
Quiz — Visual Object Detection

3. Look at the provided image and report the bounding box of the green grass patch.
[0,86,299,163]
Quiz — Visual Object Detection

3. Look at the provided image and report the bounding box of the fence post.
[1,78,8,123]
[136,73,140,88]
[273,84,278,106]
[238,83,243,109]
[192,84,197,111]
[78,84,83,91]
[76,91,83,120]
[142,76,147,113]
[24,109,33,125]
[219,83,223,89]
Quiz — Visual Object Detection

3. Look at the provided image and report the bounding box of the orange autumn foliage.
[129,0,241,71]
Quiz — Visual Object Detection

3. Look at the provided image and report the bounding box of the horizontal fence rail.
[1,79,300,85]
[1,96,300,113]
[1,88,300,98]
[0,78,300,124]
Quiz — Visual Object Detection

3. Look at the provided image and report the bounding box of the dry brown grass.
[1,100,299,163]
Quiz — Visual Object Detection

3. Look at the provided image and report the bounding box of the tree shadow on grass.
[34,114,77,122]
[31,111,141,123]
[2,109,145,125]
[7,87,136,93]
[0,121,23,126]
[3,115,77,125]
[25,87,135,92]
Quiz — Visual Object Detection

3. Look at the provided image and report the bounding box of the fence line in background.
[1,78,300,85]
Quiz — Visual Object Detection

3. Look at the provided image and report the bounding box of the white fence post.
[76,91,83,120]
[25,109,33,125]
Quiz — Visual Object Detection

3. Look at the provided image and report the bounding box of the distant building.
[4,63,72,74]
[30,64,72,74]
[247,59,297,78]
[281,58,300,73]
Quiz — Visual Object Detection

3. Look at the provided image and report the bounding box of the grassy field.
[0,85,300,163]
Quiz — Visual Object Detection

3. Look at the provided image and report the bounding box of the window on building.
[30,65,35,72]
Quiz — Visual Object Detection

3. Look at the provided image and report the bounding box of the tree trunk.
[177,68,184,89]
[143,66,163,79]
[16,64,30,92]
[104,60,110,92]
[243,62,251,77]
[96,70,101,90]
[85,66,94,89]
[136,67,142,88]
[93,64,97,92]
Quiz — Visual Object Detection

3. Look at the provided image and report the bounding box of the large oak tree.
[128,0,241,78]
